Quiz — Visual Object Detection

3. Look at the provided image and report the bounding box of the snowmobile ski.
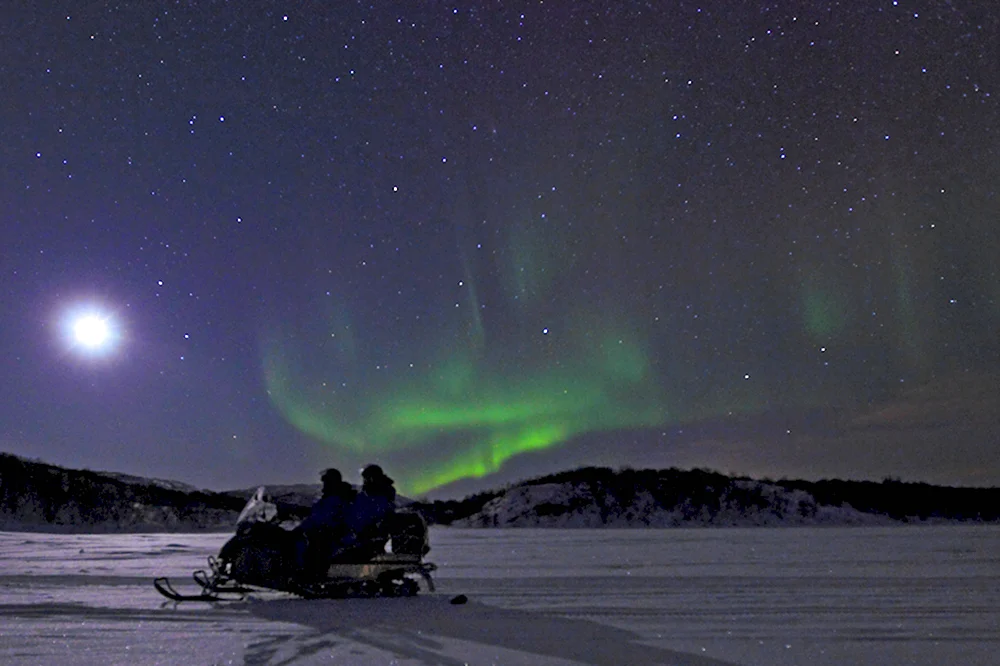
[154,577,239,602]
[192,569,257,596]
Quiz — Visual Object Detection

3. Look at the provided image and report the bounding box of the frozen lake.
[0,525,996,665]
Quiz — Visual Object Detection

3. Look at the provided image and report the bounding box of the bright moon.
[62,307,120,356]
[72,315,110,349]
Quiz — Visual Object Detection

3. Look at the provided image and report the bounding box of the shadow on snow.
[242,594,736,666]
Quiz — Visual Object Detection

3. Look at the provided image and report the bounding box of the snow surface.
[0,526,997,665]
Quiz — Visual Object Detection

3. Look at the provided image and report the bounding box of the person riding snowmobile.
[339,464,397,560]
[294,468,356,575]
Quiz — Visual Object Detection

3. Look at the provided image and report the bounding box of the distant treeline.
[410,489,505,525]
[773,475,999,522]
[2,454,997,532]
[0,453,245,532]
[410,466,1000,525]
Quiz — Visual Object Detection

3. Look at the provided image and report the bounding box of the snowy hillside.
[440,467,1000,528]
[455,478,890,527]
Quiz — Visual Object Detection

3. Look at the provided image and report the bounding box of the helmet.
[360,464,384,481]
[321,468,343,485]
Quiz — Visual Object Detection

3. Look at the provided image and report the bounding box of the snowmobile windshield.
[236,486,279,526]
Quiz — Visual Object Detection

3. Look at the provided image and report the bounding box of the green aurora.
[263,329,667,495]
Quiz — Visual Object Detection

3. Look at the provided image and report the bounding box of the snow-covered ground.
[0,526,996,665]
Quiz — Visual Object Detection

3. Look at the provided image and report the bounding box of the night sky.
[2,2,998,496]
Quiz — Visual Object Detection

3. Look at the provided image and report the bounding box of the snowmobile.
[154,487,436,602]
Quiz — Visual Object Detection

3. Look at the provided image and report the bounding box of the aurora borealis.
[2,2,998,494]
[263,313,667,493]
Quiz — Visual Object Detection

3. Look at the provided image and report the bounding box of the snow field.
[0,526,996,665]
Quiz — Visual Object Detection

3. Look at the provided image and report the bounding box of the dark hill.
[2,453,998,532]
[0,453,246,532]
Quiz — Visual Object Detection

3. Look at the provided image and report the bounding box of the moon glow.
[72,315,110,348]
[62,306,119,357]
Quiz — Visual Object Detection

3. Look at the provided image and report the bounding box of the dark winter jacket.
[347,480,396,540]
[298,483,356,534]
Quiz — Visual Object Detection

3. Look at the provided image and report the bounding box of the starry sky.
[2,2,998,496]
